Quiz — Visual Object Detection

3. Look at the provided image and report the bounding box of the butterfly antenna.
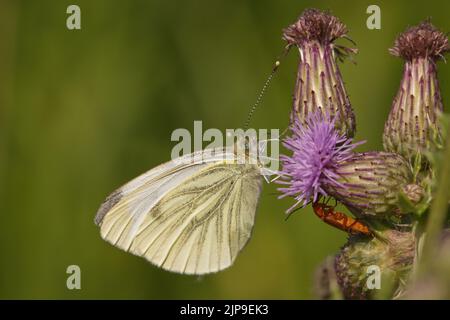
[243,45,291,130]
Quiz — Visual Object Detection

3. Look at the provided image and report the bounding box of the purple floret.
[278,112,363,213]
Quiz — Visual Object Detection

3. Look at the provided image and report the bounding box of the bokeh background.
[1,0,450,299]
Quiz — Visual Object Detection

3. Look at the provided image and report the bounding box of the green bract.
[324,151,415,218]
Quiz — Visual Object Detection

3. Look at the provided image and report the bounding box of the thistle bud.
[335,230,415,299]
[325,151,413,217]
[283,9,356,137]
[401,183,424,204]
[383,22,449,160]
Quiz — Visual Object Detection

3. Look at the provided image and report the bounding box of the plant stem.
[417,126,450,276]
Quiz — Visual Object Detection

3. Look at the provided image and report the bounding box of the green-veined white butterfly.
[95,137,276,275]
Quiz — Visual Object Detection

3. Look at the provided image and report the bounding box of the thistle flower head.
[278,112,362,212]
[284,9,356,138]
[283,9,347,45]
[384,21,448,162]
[335,230,415,299]
[389,21,449,61]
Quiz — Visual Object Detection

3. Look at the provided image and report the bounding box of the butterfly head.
[227,130,279,182]
[228,130,259,164]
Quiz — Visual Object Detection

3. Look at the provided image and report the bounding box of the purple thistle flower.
[278,112,363,213]
[278,112,417,217]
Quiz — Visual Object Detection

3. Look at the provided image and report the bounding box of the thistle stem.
[418,124,450,275]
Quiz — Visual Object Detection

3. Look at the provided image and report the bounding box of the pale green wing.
[96,150,262,275]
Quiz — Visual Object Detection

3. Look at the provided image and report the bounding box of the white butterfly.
[95,138,276,275]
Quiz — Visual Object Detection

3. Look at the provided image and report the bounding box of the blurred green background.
[1,0,450,299]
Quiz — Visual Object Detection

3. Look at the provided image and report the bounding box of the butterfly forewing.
[96,149,262,275]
